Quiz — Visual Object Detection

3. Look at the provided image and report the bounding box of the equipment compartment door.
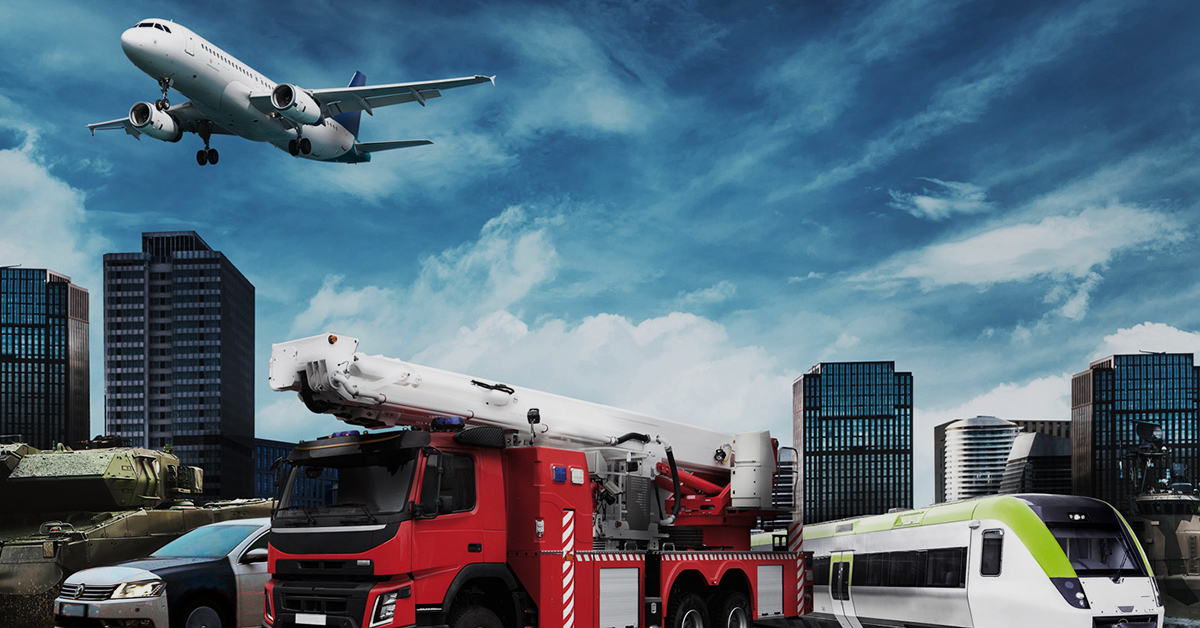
[598,567,640,628]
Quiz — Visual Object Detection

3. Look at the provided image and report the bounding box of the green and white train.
[801,494,1163,628]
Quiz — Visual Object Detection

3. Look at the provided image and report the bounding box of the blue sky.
[2,0,1199,507]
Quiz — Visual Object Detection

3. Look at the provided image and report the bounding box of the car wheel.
[178,597,227,628]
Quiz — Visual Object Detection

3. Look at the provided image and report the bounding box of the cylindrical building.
[944,416,1020,502]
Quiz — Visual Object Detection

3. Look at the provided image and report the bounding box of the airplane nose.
[120,27,153,66]
[120,27,139,54]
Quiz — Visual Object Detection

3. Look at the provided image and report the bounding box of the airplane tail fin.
[332,71,367,138]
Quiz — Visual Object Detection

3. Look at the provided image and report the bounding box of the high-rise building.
[0,268,89,449]
[942,416,1020,502]
[795,361,913,524]
[1071,353,1200,509]
[103,232,255,499]
[1000,431,1072,495]
[934,417,1069,503]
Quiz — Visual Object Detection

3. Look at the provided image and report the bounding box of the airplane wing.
[248,75,495,118]
[87,102,234,139]
[356,139,433,153]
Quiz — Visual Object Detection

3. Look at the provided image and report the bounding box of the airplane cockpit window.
[138,22,155,28]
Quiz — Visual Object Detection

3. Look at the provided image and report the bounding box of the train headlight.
[1049,577,1090,609]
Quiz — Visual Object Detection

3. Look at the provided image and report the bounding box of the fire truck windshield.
[275,450,420,526]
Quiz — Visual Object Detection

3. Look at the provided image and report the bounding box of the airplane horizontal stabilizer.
[356,140,433,153]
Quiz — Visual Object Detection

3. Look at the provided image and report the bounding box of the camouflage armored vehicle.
[0,441,272,627]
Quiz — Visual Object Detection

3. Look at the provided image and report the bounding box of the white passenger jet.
[88,19,494,165]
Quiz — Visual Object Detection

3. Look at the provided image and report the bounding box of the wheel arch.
[441,563,523,628]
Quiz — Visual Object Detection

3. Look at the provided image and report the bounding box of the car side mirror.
[241,548,269,564]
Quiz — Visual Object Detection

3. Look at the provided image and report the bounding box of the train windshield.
[1048,524,1145,578]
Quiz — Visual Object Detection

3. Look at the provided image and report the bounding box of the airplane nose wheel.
[196,148,219,166]
[156,77,172,111]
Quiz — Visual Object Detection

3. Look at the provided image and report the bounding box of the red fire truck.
[264,333,809,628]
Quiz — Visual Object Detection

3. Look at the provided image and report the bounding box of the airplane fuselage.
[120,20,358,161]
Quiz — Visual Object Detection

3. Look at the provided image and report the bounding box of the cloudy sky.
[2,0,1199,507]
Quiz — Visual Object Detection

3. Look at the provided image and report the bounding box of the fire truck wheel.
[668,592,711,628]
[710,591,751,628]
[447,605,503,628]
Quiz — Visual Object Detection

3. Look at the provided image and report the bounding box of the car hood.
[63,565,158,587]
[116,556,225,575]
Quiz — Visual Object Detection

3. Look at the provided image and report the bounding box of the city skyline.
[3,1,1200,506]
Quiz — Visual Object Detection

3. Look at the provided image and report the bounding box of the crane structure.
[264,333,809,628]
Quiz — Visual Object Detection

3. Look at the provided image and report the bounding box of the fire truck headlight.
[370,591,399,627]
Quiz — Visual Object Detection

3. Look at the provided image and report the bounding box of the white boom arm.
[268,333,749,475]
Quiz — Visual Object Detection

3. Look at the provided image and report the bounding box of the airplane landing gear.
[288,137,313,156]
[196,148,219,166]
[155,77,172,111]
[196,123,218,166]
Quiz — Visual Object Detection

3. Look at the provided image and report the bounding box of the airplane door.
[829,552,864,628]
[185,36,195,56]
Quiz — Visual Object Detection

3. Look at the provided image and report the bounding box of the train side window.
[814,556,831,585]
[927,547,967,588]
[981,530,1003,576]
[851,553,869,586]
[867,553,888,586]
[889,551,920,587]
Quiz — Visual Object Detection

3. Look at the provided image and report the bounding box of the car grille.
[59,583,119,601]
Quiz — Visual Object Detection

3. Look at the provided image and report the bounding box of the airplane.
[88,18,494,165]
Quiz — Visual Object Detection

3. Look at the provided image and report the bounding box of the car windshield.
[152,524,261,558]
[1049,524,1145,578]
[274,448,418,525]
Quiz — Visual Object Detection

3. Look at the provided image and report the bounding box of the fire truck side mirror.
[416,449,444,519]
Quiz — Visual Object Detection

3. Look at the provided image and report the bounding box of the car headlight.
[111,580,165,599]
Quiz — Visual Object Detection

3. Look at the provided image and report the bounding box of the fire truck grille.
[275,580,374,623]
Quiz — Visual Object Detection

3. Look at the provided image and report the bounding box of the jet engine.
[271,84,321,125]
[128,102,183,142]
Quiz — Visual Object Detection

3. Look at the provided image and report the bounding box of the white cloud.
[494,9,663,139]
[676,280,736,307]
[887,178,992,221]
[413,310,796,437]
[288,205,559,356]
[1095,322,1200,358]
[858,204,1184,289]
[788,272,824,283]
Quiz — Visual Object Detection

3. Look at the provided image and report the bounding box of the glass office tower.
[1071,353,1199,509]
[795,361,913,524]
[103,232,254,499]
[0,268,89,449]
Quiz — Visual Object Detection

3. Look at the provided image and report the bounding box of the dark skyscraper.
[795,361,913,524]
[104,232,255,499]
[1072,353,1199,510]
[0,268,90,449]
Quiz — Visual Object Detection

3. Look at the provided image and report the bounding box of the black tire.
[300,138,312,154]
[447,605,503,628]
[207,149,219,165]
[288,139,299,156]
[668,592,710,628]
[710,591,751,628]
[196,150,208,166]
[176,596,228,628]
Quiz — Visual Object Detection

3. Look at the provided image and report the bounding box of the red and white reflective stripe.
[788,520,806,611]
[577,553,645,563]
[659,552,800,561]
[562,509,575,628]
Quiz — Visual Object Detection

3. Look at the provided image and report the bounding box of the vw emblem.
[71,583,85,598]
